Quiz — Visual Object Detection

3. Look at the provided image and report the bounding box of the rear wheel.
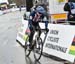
[33,38,43,61]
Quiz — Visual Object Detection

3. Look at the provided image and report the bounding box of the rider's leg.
[29,25,35,48]
[29,30,34,44]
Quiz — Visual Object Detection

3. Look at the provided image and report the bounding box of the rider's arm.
[42,16,48,29]
[44,20,48,32]
[45,20,48,29]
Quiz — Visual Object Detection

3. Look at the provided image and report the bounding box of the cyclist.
[28,5,48,47]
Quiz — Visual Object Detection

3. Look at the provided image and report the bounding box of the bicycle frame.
[25,22,48,61]
[40,29,48,44]
[33,31,39,41]
[39,22,49,43]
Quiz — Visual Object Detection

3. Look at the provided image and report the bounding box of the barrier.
[43,24,75,63]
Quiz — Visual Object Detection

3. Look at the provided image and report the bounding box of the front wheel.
[33,38,43,61]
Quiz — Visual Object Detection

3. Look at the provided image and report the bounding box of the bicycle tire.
[33,37,43,61]
[24,37,31,57]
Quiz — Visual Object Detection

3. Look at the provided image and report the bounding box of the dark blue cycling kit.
[28,11,48,29]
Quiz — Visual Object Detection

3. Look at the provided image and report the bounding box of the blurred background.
[0,0,49,11]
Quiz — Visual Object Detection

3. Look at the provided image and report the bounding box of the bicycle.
[33,28,49,61]
[24,22,49,61]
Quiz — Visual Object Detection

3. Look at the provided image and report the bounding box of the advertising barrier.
[43,24,75,63]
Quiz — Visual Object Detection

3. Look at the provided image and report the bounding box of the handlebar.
[35,28,49,33]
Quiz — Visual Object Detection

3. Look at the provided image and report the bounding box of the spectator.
[64,0,75,25]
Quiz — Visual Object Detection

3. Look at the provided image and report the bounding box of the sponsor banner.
[43,24,75,63]
[51,13,67,21]
[69,36,75,55]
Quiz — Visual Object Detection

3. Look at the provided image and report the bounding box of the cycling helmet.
[36,6,46,15]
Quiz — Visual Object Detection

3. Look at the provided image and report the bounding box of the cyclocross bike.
[24,22,49,61]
